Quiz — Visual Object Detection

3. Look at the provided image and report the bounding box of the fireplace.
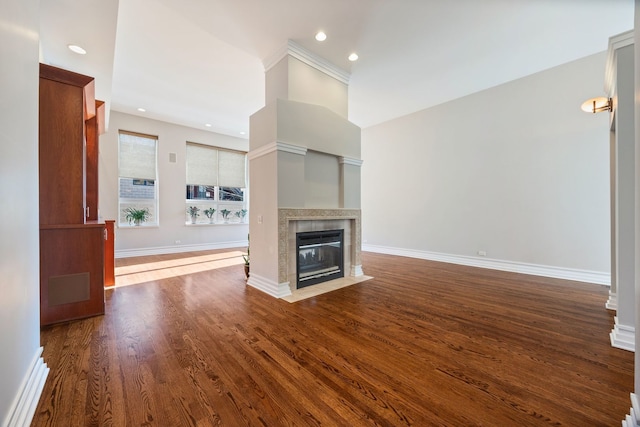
[296,229,344,288]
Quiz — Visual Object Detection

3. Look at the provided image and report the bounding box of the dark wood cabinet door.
[40,225,105,326]
[38,66,93,225]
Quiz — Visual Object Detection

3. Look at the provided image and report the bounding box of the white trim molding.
[248,141,308,161]
[606,290,618,311]
[339,156,364,167]
[622,393,640,426]
[247,273,292,298]
[263,40,350,84]
[362,244,611,286]
[3,347,49,427]
[610,316,635,352]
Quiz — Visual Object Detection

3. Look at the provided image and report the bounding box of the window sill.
[118,224,160,229]
[185,222,248,226]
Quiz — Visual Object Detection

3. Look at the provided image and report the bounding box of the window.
[185,142,247,224]
[118,131,158,226]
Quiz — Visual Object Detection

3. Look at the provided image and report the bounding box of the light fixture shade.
[67,44,87,55]
[581,97,611,113]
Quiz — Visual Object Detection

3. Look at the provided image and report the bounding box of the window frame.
[118,130,159,227]
[185,142,247,225]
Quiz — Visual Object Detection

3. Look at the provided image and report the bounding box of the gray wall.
[361,52,611,281]
[0,0,42,423]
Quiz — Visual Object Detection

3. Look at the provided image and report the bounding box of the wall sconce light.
[581,97,612,114]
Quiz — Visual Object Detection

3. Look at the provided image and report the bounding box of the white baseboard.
[246,273,292,298]
[606,290,617,311]
[115,240,248,258]
[3,347,49,427]
[362,244,610,286]
[610,316,635,352]
[622,393,640,426]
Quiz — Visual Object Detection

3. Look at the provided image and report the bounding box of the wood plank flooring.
[32,250,633,426]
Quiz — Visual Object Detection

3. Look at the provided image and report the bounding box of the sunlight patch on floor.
[114,251,245,288]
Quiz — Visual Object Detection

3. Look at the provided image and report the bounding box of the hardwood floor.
[33,250,633,426]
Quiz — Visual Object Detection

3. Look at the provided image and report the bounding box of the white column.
[339,156,363,209]
[634,0,640,396]
[630,4,640,422]
[608,130,618,310]
[609,38,636,352]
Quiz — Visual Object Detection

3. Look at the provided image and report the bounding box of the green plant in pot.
[204,207,216,223]
[187,206,200,224]
[235,209,248,223]
[124,207,150,226]
[220,209,231,223]
[242,233,250,279]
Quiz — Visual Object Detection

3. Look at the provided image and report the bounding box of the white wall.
[362,52,611,281]
[100,111,249,255]
[0,0,45,424]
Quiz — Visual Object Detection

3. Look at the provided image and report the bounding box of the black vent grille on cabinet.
[48,272,90,306]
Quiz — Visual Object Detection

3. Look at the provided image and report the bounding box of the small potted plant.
[220,209,231,223]
[187,206,200,224]
[204,207,216,223]
[242,233,250,279]
[235,209,248,223]
[124,207,150,226]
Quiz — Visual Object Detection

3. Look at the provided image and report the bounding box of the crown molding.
[248,141,308,160]
[339,156,363,167]
[263,40,351,85]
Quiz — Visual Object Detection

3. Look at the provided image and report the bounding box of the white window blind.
[186,143,218,186]
[186,142,246,188]
[218,150,246,187]
[119,132,157,179]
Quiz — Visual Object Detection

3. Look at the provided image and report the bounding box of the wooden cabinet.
[39,64,110,326]
[39,65,95,225]
[104,220,116,287]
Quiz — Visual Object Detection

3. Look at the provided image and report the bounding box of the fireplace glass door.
[296,229,344,288]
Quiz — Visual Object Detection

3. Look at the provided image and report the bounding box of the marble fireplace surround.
[279,208,363,294]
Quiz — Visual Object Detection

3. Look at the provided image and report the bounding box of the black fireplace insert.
[296,229,344,288]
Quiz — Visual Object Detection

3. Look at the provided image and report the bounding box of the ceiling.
[39,0,633,139]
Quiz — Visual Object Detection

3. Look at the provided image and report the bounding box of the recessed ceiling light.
[205,123,212,127]
[239,131,246,135]
[315,31,327,42]
[348,53,359,62]
[68,44,87,55]
[137,108,146,112]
